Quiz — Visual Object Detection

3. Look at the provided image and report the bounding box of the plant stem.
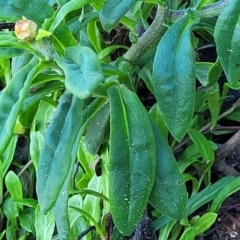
[123,4,168,63]
[168,0,230,22]
[123,0,229,64]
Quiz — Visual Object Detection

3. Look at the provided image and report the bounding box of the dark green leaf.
[214,0,240,86]
[149,118,187,220]
[107,85,156,235]
[0,48,25,58]
[196,62,212,86]
[153,15,197,141]
[0,0,53,25]
[53,24,77,56]
[85,102,109,155]
[99,0,138,32]
[36,92,83,213]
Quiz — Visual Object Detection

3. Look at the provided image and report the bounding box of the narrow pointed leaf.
[0,60,39,156]
[149,118,187,220]
[36,92,83,213]
[85,102,110,155]
[107,85,156,235]
[153,15,197,141]
[214,0,240,86]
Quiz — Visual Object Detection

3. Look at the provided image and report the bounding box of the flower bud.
[15,19,38,42]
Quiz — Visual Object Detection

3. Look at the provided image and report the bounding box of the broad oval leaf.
[107,85,156,235]
[214,0,240,87]
[153,15,197,141]
[99,0,138,32]
[56,45,104,99]
[149,118,187,220]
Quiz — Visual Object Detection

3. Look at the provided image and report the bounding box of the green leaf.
[98,45,128,61]
[5,171,23,201]
[196,62,212,86]
[179,227,195,240]
[0,48,25,58]
[0,60,40,156]
[188,176,234,215]
[49,0,94,32]
[188,128,215,163]
[99,0,138,32]
[1,136,18,177]
[208,58,222,86]
[85,102,109,155]
[87,20,107,54]
[152,176,234,231]
[20,81,64,114]
[214,0,240,86]
[149,118,187,220]
[83,175,102,223]
[0,0,53,25]
[225,107,240,122]
[53,24,77,55]
[209,176,240,213]
[158,219,176,240]
[193,212,217,235]
[36,92,83,213]
[205,83,220,129]
[30,100,56,169]
[35,207,55,240]
[53,127,82,240]
[107,85,156,235]
[56,45,104,99]
[153,15,197,141]
[2,197,18,220]
[149,104,168,140]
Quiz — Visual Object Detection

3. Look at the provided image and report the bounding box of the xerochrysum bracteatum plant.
[0,0,240,239]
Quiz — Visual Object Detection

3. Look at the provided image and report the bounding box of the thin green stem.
[123,0,229,65]
[168,0,230,22]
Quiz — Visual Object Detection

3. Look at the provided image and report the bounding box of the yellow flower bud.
[15,19,38,42]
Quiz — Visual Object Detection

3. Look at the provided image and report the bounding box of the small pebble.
[229,230,238,238]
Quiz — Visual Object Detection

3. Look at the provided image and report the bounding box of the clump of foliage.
[0,0,240,239]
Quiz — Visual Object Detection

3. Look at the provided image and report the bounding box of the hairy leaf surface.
[153,15,197,141]
[214,0,240,86]
[107,85,156,235]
